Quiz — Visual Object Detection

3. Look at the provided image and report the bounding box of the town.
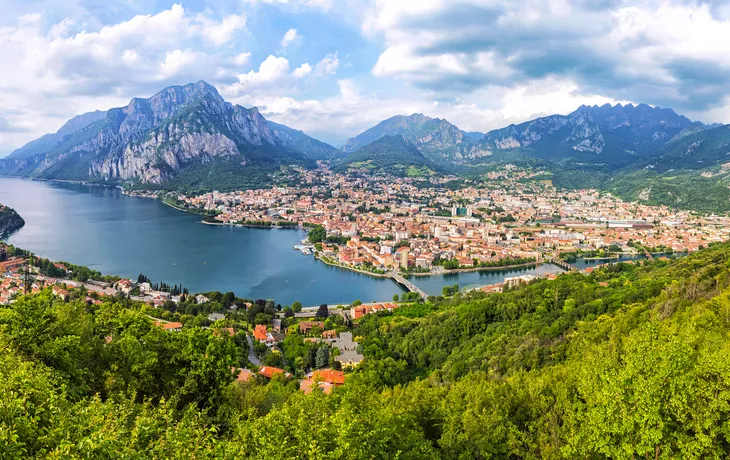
[163,164,730,278]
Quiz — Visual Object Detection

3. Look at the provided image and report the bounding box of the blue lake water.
[0,178,566,304]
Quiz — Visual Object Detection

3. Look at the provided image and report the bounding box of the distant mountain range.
[4,81,730,210]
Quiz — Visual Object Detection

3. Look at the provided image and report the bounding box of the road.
[245,334,261,366]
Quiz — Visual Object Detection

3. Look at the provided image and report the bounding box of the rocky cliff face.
[2,81,333,187]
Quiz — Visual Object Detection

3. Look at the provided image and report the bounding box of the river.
[0,178,564,304]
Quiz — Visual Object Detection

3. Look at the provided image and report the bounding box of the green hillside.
[5,243,730,457]
[335,135,442,177]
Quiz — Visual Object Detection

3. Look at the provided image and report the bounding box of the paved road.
[245,334,261,366]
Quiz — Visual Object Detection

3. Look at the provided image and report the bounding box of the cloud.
[234,55,291,88]
[0,4,250,152]
[281,28,300,48]
[242,0,333,11]
[197,13,246,46]
[232,52,252,66]
[159,49,201,79]
[293,63,312,78]
[223,51,340,102]
[259,75,627,145]
[365,0,730,114]
[313,52,339,75]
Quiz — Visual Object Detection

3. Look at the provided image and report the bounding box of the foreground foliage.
[4,245,730,458]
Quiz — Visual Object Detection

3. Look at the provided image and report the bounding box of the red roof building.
[253,324,268,342]
[258,366,289,379]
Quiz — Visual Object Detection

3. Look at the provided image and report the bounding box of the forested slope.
[4,245,730,458]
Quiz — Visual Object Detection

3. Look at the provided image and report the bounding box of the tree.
[222,291,235,306]
[352,300,362,307]
[308,225,326,244]
[392,294,400,302]
[292,301,302,313]
[316,304,329,319]
[315,346,330,369]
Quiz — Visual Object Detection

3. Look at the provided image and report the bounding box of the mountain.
[342,114,486,164]
[265,121,340,160]
[477,103,696,167]
[0,81,334,191]
[8,110,107,160]
[335,135,442,177]
[644,124,730,172]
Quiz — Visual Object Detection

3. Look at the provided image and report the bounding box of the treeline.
[4,244,730,457]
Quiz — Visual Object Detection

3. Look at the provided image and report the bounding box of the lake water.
[0,178,565,304]
[571,253,683,270]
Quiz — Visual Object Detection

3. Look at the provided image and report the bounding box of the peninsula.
[0,204,24,237]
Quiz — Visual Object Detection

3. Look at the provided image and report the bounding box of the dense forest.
[4,244,730,457]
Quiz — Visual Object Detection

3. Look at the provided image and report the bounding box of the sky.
[2,0,730,154]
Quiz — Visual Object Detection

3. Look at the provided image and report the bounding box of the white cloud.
[364,0,730,113]
[281,28,299,48]
[242,0,333,11]
[235,55,291,87]
[197,13,246,47]
[159,49,200,79]
[293,62,312,78]
[314,52,339,75]
[232,52,252,66]
[0,4,251,152]
[337,79,359,102]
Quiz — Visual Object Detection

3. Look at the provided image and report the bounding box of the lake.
[0,178,564,305]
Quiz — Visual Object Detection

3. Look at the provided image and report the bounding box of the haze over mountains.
[4,80,730,204]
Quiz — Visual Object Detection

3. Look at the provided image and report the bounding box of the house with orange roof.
[233,367,255,383]
[299,321,325,334]
[300,369,346,394]
[322,330,337,339]
[253,324,268,341]
[258,366,290,379]
[155,321,183,332]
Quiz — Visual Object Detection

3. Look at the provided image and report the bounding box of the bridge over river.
[389,271,429,299]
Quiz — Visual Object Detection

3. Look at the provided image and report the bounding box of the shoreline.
[406,261,544,276]
[313,252,392,278]
[200,220,299,230]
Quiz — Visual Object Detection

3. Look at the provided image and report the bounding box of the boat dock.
[293,245,313,255]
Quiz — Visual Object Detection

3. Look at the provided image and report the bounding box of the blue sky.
[2,0,730,154]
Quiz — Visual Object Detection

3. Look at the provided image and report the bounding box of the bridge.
[546,257,578,271]
[640,246,655,261]
[389,271,429,300]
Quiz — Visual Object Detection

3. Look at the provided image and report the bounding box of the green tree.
[316,304,329,319]
[315,346,330,369]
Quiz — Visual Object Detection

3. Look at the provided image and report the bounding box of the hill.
[0,82,335,191]
[342,114,486,164]
[0,204,24,237]
[4,242,730,456]
[335,135,442,177]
